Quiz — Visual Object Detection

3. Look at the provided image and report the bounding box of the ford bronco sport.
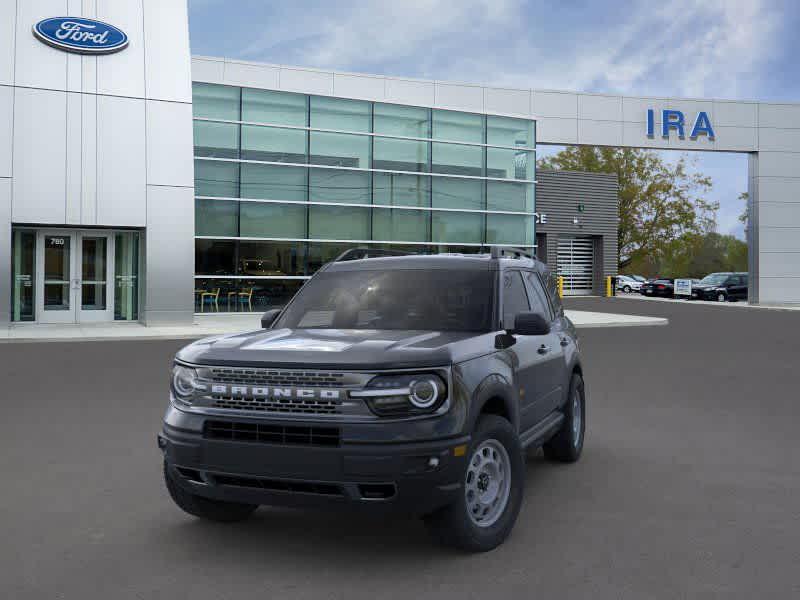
[159,247,586,552]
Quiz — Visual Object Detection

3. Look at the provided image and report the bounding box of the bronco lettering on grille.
[210,384,341,400]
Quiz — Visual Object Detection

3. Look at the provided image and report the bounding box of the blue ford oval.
[33,17,128,54]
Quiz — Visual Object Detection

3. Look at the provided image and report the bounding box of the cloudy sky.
[188,0,800,239]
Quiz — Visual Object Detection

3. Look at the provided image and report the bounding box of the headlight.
[171,364,200,403]
[351,373,447,416]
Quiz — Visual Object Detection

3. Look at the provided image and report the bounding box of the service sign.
[674,279,693,296]
[33,17,128,54]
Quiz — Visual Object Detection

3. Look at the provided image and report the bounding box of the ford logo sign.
[33,17,128,55]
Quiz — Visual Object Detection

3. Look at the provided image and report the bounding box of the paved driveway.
[1,298,798,599]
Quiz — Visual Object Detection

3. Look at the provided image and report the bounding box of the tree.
[538,147,718,271]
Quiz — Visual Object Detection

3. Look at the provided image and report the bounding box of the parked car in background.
[616,275,643,293]
[691,272,749,302]
[630,275,647,283]
[640,279,674,298]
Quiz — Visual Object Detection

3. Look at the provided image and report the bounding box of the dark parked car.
[691,272,749,302]
[640,279,674,298]
[159,248,586,552]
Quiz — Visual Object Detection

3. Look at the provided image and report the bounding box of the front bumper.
[160,410,470,516]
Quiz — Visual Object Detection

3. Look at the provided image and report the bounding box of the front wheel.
[423,415,524,552]
[543,373,585,463]
[623,285,632,293]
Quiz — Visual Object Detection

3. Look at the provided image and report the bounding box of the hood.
[176,327,496,370]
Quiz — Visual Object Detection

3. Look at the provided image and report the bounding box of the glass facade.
[192,82,536,312]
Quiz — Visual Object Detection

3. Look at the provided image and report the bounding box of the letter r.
[662,110,685,138]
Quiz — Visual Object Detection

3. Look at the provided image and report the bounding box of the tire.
[423,415,524,552]
[717,292,727,302]
[163,462,258,522]
[543,373,585,463]
[623,285,632,293]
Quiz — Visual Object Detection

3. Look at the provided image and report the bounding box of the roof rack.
[489,246,536,261]
[334,247,415,262]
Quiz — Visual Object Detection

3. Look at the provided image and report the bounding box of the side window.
[502,271,530,329]
[523,271,553,321]
[544,270,564,316]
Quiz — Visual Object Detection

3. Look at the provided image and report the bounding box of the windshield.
[275,269,495,332]
[700,273,728,285]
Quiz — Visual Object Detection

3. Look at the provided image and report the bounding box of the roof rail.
[334,247,415,262]
[489,246,536,261]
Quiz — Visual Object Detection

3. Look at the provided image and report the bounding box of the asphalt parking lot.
[2,298,799,599]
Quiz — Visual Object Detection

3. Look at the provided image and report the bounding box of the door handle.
[537,344,550,355]
[560,337,569,347]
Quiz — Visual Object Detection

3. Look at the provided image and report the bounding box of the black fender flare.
[468,373,519,434]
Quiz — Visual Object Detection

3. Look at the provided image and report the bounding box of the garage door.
[557,236,594,296]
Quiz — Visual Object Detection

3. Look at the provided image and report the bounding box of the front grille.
[213,474,344,497]
[204,420,341,447]
[208,367,348,387]
[211,395,342,415]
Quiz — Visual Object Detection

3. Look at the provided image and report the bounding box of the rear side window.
[543,270,564,316]
[502,271,530,329]
[523,271,553,321]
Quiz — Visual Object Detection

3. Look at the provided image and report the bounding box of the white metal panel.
[578,94,622,121]
[758,226,800,251]
[96,0,145,98]
[191,56,225,83]
[758,128,800,153]
[532,91,577,119]
[81,92,97,224]
[224,60,279,89]
[621,121,667,148]
[758,103,800,129]
[385,77,435,107]
[757,152,800,178]
[713,101,757,128]
[758,277,800,304]
[758,252,800,277]
[758,202,800,228]
[435,82,484,112]
[14,0,69,90]
[578,119,623,146]
[536,117,578,144]
[621,96,656,123]
[557,236,594,295]
[756,177,800,207]
[484,87,530,117]
[280,67,334,95]
[65,91,82,223]
[0,0,15,85]
[96,95,146,226]
[713,126,757,152]
[0,85,12,178]
[142,0,191,102]
[333,73,384,101]
[146,99,194,187]
[11,87,67,224]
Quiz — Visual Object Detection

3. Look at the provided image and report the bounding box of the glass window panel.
[432,110,484,143]
[373,208,430,242]
[239,202,307,239]
[194,278,236,313]
[114,232,139,321]
[196,199,238,237]
[240,163,307,201]
[81,237,108,311]
[309,168,371,204]
[310,96,370,131]
[487,181,534,212]
[309,206,370,240]
[373,173,430,207]
[431,177,484,210]
[486,148,533,180]
[310,131,369,168]
[432,211,483,244]
[486,214,533,245]
[43,235,71,311]
[192,83,240,120]
[195,240,236,275]
[193,121,239,158]
[373,137,428,172]
[242,279,306,312]
[238,241,307,277]
[11,230,35,322]
[306,242,354,272]
[374,103,429,137]
[431,142,483,176]
[194,160,239,198]
[486,116,534,148]
[241,125,306,163]
[242,88,307,126]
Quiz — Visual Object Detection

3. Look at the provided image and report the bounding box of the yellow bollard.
[606,276,612,297]
[557,276,564,298]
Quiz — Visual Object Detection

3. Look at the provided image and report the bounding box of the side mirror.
[511,312,551,336]
[260,309,281,329]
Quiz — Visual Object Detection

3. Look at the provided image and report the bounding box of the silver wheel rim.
[572,389,582,447]
[464,439,511,528]
[718,294,725,302]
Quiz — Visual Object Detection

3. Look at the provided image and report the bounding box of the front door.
[36,231,114,323]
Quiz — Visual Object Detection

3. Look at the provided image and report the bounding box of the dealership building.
[2,2,800,327]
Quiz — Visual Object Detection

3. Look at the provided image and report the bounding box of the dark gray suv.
[159,248,586,552]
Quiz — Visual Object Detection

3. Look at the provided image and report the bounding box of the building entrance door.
[35,230,114,323]
[557,236,594,296]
